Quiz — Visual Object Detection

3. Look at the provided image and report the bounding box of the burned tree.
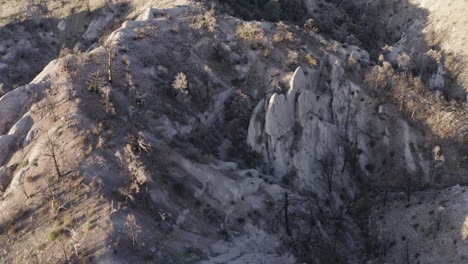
[284,192,291,236]
[264,192,312,237]
[45,134,62,178]
[18,179,30,199]
[106,47,115,84]
[319,151,336,194]
[125,214,141,247]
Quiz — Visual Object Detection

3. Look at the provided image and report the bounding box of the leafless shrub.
[396,52,411,71]
[125,214,141,247]
[101,85,116,116]
[319,151,336,194]
[106,47,115,84]
[18,179,30,199]
[365,61,394,96]
[170,22,180,33]
[284,50,299,70]
[49,195,66,216]
[172,72,189,95]
[426,49,442,64]
[126,135,151,153]
[65,228,81,257]
[45,134,62,178]
[192,9,217,32]
[236,22,266,49]
[326,42,340,53]
[273,21,298,43]
[304,19,318,35]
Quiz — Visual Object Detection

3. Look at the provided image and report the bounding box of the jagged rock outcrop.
[248,51,437,199]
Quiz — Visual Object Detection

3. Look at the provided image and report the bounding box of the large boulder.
[265,93,293,138]
[0,135,16,166]
[0,88,30,135]
[8,115,33,140]
[0,166,10,192]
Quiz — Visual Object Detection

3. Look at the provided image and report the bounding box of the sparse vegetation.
[125,214,141,247]
[304,19,318,35]
[192,9,217,32]
[303,53,318,67]
[172,72,189,95]
[273,21,298,43]
[48,229,61,241]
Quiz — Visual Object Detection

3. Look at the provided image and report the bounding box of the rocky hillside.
[0,0,467,263]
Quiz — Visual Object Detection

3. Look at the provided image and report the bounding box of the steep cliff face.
[247,48,440,198]
[0,0,467,263]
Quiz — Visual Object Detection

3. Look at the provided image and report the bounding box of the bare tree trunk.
[52,149,61,178]
[45,94,58,122]
[284,192,291,236]
[46,134,62,178]
[333,221,338,254]
[107,48,113,84]
[352,135,358,173]
[383,187,388,207]
[61,241,69,263]
[1,212,11,242]
[19,181,30,199]
[405,240,410,264]
[435,211,443,232]
[406,177,411,203]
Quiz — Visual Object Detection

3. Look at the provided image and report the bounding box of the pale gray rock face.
[248,56,434,198]
[247,98,266,153]
[8,115,33,140]
[0,88,30,135]
[137,8,159,21]
[82,9,116,43]
[0,166,9,191]
[265,94,292,135]
[260,68,306,178]
[0,135,17,166]
[249,63,354,195]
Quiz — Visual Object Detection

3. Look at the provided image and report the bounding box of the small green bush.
[303,53,318,67]
[15,161,29,171]
[88,83,99,93]
[48,229,61,241]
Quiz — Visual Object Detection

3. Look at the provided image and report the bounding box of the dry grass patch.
[236,22,266,49]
